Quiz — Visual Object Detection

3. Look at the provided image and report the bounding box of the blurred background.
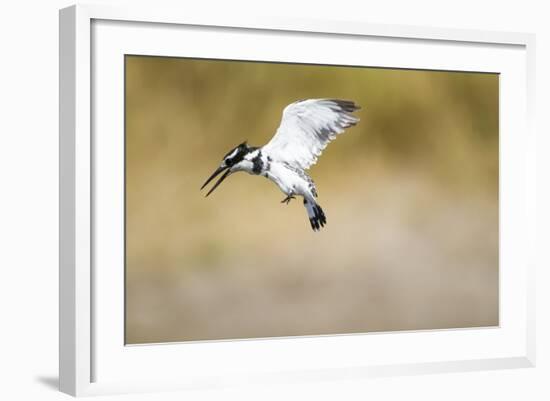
[125,55,499,344]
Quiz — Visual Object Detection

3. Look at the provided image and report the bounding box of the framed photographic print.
[59,4,536,396]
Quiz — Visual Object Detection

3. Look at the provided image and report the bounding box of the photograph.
[124,55,499,344]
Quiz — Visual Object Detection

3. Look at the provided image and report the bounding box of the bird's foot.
[280,195,296,205]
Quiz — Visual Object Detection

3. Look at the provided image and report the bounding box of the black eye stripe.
[226,153,245,166]
[223,143,251,165]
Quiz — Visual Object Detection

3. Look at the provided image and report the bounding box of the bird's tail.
[304,199,326,231]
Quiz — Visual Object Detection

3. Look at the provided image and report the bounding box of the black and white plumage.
[200,99,361,231]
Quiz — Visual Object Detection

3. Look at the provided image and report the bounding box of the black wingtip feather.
[330,99,361,112]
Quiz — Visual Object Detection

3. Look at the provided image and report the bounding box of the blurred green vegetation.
[125,56,498,344]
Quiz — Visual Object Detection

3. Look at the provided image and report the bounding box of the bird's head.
[200,141,251,197]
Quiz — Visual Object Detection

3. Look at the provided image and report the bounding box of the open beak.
[200,165,231,197]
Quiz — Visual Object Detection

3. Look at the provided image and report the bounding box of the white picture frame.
[59,4,536,397]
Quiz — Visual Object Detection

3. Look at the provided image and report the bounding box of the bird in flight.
[201,98,361,231]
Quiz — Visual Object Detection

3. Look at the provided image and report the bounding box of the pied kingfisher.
[201,99,361,231]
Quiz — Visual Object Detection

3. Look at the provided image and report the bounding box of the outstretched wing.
[262,99,360,170]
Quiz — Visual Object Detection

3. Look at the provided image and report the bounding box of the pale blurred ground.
[125,56,499,344]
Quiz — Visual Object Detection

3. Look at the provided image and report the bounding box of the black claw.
[280,194,296,205]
